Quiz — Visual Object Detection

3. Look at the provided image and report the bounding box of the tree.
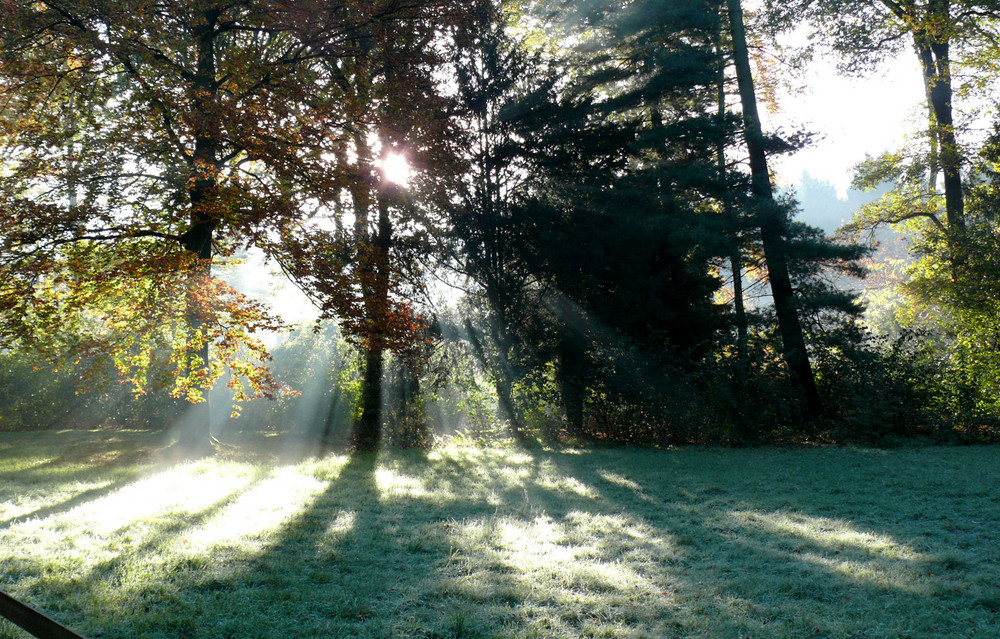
[766,1,1000,426]
[726,0,824,417]
[763,1,1000,244]
[277,0,470,449]
[883,123,1000,423]
[442,0,542,440]
[712,8,751,361]
[483,0,735,435]
[0,1,458,450]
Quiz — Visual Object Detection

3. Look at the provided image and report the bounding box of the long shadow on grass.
[0,481,134,531]
[5,445,998,638]
[80,448,582,638]
[421,449,689,637]
[354,447,997,638]
[0,431,161,483]
[536,448,1000,638]
[56,449,436,638]
[0,462,274,636]
[153,448,479,639]
[0,435,167,530]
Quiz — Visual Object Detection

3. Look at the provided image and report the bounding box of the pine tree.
[498,0,733,434]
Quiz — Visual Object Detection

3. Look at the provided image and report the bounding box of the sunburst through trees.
[2,0,999,447]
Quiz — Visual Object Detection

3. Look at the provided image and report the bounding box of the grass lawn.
[0,431,998,638]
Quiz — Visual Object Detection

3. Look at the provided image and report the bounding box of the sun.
[380,152,411,186]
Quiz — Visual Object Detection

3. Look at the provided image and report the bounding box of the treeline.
[1,0,999,447]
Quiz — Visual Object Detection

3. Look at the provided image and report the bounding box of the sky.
[767,49,927,200]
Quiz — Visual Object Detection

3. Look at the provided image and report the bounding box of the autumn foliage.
[0,0,469,432]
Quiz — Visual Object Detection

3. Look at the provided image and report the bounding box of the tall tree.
[726,0,824,417]
[712,4,751,360]
[278,0,469,449]
[497,0,734,433]
[444,0,583,440]
[763,1,1000,241]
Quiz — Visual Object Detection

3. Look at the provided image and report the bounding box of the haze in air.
[1,1,999,638]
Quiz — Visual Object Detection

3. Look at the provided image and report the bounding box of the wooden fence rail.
[0,590,88,639]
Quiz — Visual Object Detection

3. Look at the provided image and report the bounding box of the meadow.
[1,431,998,638]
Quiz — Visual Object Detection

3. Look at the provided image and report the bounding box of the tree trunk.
[915,0,963,230]
[495,370,523,438]
[353,191,393,450]
[398,363,420,420]
[556,332,586,437]
[396,362,429,446]
[63,94,79,211]
[917,46,941,193]
[178,9,221,453]
[355,344,384,450]
[730,251,748,356]
[726,0,823,418]
[913,27,964,232]
[714,12,748,360]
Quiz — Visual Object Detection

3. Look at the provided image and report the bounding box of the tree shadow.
[0,430,163,482]
[535,447,1000,637]
[0,432,171,530]
[1,482,131,531]
[1,443,998,638]
[129,448,446,638]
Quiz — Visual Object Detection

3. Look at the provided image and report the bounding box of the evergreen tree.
[725,0,825,417]
[442,0,550,439]
[502,0,732,434]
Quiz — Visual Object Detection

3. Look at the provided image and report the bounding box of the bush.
[809,326,997,443]
[0,350,180,431]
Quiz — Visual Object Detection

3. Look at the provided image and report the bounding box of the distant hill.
[785,173,905,295]
[790,172,893,234]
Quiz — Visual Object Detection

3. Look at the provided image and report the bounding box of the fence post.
[0,590,88,639]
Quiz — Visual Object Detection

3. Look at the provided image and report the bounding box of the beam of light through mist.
[179,465,331,553]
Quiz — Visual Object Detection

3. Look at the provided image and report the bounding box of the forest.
[2,0,1000,450]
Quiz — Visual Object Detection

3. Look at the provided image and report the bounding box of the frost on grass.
[0,437,999,638]
[727,510,927,593]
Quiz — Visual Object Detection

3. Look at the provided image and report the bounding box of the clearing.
[1,431,998,638]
